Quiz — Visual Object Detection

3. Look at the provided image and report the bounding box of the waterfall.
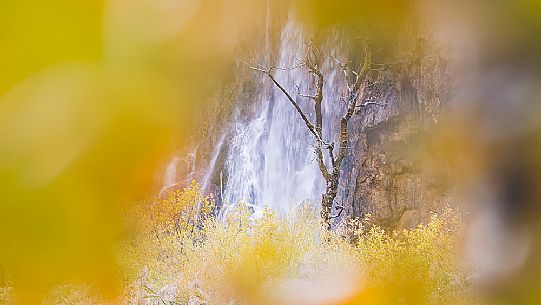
[201,132,226,192]
[218,17,347,216]
[163,156,179,189]
[159,148,197,198]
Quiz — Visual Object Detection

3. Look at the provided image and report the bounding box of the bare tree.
[244,42,381,229]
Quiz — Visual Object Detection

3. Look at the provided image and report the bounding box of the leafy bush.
[354,210,470,304]
[121,183,470,305]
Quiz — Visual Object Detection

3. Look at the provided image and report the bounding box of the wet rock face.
[349,117,446,230]
[340,51,453,230]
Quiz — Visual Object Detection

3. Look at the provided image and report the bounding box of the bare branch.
[241,60,269,73]
[295,84,317,100]
[243,59,332,181]
[327,53,350,80]
[273,62,305,71]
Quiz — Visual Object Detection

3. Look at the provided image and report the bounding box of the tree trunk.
[321,177,339,230]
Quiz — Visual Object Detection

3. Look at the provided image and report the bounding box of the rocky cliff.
[172,16,458,230]
[339,42,455,230]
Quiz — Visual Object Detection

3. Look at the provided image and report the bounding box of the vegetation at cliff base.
[113,183,470,305]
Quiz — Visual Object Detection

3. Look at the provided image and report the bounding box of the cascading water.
[201,132,226,192]
[218,17,348,217]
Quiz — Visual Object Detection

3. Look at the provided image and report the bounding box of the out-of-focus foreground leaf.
[0,0,277,303]
[1,0,541,304]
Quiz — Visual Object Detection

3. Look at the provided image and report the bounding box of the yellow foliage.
[148,181,214,235]
[122,185,470,305]
[355,208,469,304]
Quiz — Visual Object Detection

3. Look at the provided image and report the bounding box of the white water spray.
[220,19,347,216]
